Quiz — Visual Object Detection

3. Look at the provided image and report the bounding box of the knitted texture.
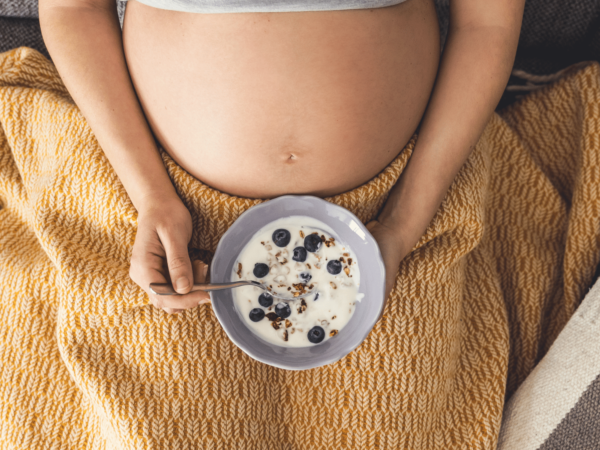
[0,47,599,449]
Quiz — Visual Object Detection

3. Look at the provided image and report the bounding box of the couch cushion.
[497,276,600,449]
[0,18,48,59]
[0,0,38,18]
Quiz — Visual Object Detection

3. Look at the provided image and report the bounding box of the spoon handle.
[149,280,261,296]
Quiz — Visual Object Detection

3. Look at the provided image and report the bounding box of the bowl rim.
[210,194,386,370]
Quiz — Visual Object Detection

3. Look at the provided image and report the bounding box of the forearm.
[39,3,178,211]
[379,20,523,253]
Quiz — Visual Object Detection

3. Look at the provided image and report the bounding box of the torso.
[122,0,440,198]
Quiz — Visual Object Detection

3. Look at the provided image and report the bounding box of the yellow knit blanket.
[1,47,599,449]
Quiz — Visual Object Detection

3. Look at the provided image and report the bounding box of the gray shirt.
[132,0,408,14]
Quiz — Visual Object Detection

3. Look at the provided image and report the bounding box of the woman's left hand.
[366,219,411,318]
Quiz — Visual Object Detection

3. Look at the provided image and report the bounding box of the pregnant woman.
[39,0,525,314]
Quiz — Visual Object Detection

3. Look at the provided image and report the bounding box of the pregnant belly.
[123,0,439,198]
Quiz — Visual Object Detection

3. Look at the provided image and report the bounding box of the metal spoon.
[149,280,312,301]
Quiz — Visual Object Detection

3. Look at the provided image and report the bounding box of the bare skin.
[39,0,524,314]
[123,0,439,198]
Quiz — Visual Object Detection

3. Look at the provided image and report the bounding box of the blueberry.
[307,326,325,344]
[304,234,322,253]
[253,263,269,278]
[272,229,291,247]
[314,293,320,301]
[275,302,291,319]
[258,292,273,308]
[292,246,308,262]
[299,272,312,283]
[249,308,265,322]
[327,260,342,275]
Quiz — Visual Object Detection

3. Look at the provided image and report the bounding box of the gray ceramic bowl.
[210,195,385,370]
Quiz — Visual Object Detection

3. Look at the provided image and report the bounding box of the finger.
[191,260,211,304]
[130,226,209,311]
[151,289,210,310]
[163,307,185,314]
[365,220,379,232]
[192,260,210,284]
[148,261,210,311]
[160,230,194,295]
[130,226,171,294]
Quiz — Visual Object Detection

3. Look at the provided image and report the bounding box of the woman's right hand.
[40,0,212,315]
[129,196,211,313]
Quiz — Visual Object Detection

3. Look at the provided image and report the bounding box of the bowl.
[210,195,385,370]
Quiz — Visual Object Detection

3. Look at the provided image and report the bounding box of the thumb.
[161,231,193,294]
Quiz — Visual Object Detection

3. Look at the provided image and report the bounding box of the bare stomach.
[122,0,439,198]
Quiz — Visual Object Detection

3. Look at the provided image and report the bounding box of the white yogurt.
[231,216,361,347]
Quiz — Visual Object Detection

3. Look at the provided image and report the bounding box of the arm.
[39,0,209,311]
[368,0,525,300]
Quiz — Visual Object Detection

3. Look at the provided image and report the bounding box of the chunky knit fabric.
[0,47,599,449]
